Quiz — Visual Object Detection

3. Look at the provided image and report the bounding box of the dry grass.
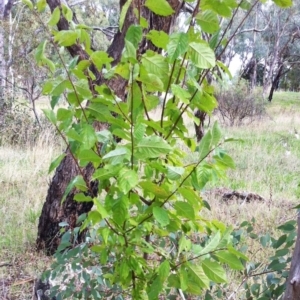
[0,128,61,299]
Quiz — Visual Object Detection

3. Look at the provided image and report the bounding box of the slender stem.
[173,247,227,270]
[130,66,135,169]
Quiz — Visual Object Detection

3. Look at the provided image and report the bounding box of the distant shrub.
[0,102,55,146]
[215,80,266,126]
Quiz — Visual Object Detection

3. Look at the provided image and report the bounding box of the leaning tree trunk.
[37,0,181,255]
[282,213,300,300]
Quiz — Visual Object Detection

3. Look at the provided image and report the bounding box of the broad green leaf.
[198,130,212,161]
[178,187,202,209]
[273,0,292,7]
[214,251,244,270]
[103,147,130,165]
[125,25,143,48]
[202,259,227,283]
[113,198,128,226]
[61,175,85,203]
[188,42,215,69]
[198,231,221,255]
[145,0,174,16]
[141,51,169,80]
[61,5,73,21]
[136,136,172,158]
[166,166,184,180]
[42,109,56,125]
[186,263,210,292]
[22,0,33,9]
[139,72,165,92]
[78,149,102,167]
[167,32,189,62]
[54,30,78,46]
[74,193,92,202]
[174,201,195,220]
[118,169,139,194]
[139,181,169,198]
[146,30,169,50]
[178,235,192,254]
[36,0,46,12]
[48,153,66,173]
[35,41,47,62]
[211,121,222,146]
[196,10,219,33]
[119,0,133,30]
[147,277,163,300]
[90,51,113,69]
[158,260,170,281]
[227,245,248,261]
[92,165,121,181]
[94,198,109,219]
[81,124,97,150]
[48,7,60,26]
[215,152,235,169]
[153,206,170,226]
[171,84,191,104]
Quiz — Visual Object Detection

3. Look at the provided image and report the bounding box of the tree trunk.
[37,0,181,255]
[0,0,14,106]
[283,213,300,300]
[268,64,283,102]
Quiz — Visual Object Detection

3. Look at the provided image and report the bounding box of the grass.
[1,91,300,298]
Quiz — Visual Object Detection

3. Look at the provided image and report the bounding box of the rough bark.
[283,213,300,300]
[37,0,181,255]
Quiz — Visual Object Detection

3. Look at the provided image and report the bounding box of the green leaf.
[90,51,113,69]
[48,153,66,173]
[22,0,33,9]
[153,206,170,226]
[167,32,189,62]
[136,136,172,158]
[78,149,102,167]
[119,0,133,30]
[146,30,169,50]
[61,175,85,203]
[139,181,169,198]
[141,51,169,80]
[166,166,184,180]
[178,235,192,255]
[198,130,212,161]
[35,41,47,63]
[198,231,221,255]
[273,0,292,7]
[54,30,78,47]
[42,109,56,125]
[186,263,210,292]
[214,251,244,270]
[196,10,219,33]
[202,260,227,283]
[174,201,195,220]
[158,260,170,281]
[188,41,215,69]
[145,0,174,16]
[48,7,61,26]
[118,169,139,194]
[61,5,73,22]
[103,147,131,165]
[74,193,92,202]
[211,121,222,146]
[125,25,143,48]
[81,124,97,150]
[171,84,191,104]
[93,165,121,181]
[36,0,46,12]
[113,198,128,226]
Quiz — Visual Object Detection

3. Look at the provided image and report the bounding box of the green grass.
[1,91,300,298]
